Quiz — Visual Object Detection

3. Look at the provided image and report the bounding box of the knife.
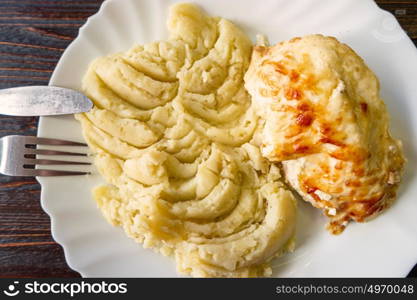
[0,86,93,116]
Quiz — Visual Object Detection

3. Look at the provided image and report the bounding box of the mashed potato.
[76,3,296,277]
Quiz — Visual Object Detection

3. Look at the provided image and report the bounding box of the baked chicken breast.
[245,34,405,234]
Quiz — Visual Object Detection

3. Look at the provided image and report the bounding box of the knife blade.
[0,86,93,116]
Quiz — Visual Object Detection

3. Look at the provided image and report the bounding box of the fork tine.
[23,159,91,166]
[22,169,90,176]
[25,148,88,157]
[0,135,91,177]
[23,136,87,146]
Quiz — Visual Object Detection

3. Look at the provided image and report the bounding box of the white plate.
[38,0,417,277]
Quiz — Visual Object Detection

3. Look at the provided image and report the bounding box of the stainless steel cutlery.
[0,86,93,176]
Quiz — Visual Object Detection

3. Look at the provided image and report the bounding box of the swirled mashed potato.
[76,3,297,277]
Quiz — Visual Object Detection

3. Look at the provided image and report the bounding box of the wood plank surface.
[0,0,415,278]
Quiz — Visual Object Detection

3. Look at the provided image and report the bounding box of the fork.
[0,135,91,176]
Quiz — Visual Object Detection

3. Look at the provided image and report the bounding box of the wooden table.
[0,0,416,278]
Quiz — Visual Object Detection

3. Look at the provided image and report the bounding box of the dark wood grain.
[0,0,416,278]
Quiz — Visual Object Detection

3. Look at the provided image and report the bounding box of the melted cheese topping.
[76,3,296,277]
[245,35,405,234]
